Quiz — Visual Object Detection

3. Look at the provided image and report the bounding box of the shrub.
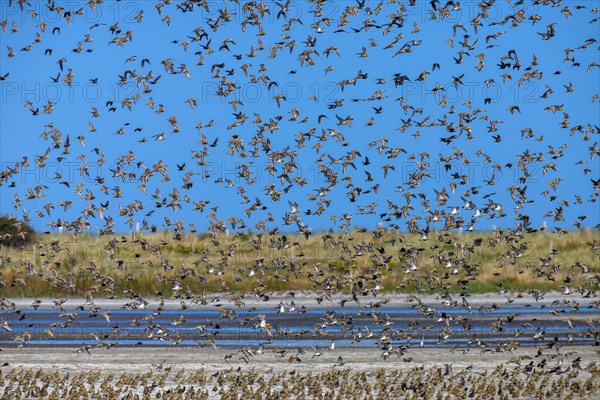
[0,215,36,248]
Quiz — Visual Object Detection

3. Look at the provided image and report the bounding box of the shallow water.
[1,305,596,348]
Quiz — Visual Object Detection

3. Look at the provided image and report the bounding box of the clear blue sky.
[1,0,599,234]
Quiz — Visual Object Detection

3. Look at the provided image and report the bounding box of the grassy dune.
[0,229,598,298]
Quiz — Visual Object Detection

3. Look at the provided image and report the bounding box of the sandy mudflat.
[4,292,597,310]
[1,346,599,399]
[1,345,598,373]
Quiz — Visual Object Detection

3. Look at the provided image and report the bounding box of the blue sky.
[0,0,599,234]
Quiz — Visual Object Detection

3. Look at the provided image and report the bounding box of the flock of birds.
[0,0,598,238]
[0,0,599,397]
[1,361,598,399]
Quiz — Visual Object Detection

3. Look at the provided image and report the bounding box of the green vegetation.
[0,228,597,298]
[0,215,36,248]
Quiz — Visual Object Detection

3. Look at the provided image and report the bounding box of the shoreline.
[2,291,597,310]
[2,345,598,371]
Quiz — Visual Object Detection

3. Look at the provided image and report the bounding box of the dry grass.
[0,229,598,298]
